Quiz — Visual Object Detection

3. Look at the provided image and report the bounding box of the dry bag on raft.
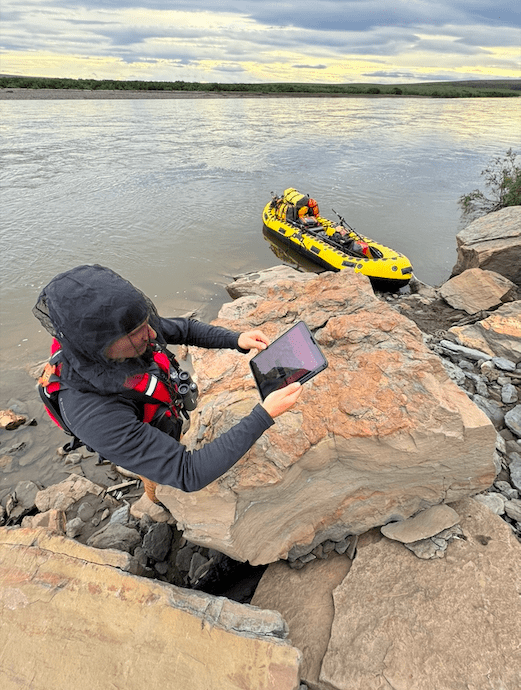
[273,188,310,222]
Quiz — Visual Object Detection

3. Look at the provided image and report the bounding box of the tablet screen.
[250,321,328,400]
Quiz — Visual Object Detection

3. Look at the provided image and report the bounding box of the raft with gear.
[262,188,413,290]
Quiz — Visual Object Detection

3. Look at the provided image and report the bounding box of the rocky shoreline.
[2,273,519,586]
[1,205,520,690]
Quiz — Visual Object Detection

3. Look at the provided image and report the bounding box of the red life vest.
[38,338,181,437]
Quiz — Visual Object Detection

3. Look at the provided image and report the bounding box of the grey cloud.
[49,0,521,32]
[214,64,246,72]
[363,70,471,81]
[413,39,489,55]
[4,0,519,80]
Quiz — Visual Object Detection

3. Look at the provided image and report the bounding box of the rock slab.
[449,300,521,362]
[451,206,521,286]
[380,504,460,543]
[439,267,517,314]
[320,498,521,690]
[158,269,497,564]
[0,527,301,690]
[251,552,352,689]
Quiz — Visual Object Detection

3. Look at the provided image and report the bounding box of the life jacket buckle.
[38,362,56,388]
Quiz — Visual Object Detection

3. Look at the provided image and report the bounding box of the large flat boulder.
[439,267,517,314]
[0,527,301,690]
[451,206,521,285]
[449,300,521,362]
[158,269,497,565]
[320,498,521,690]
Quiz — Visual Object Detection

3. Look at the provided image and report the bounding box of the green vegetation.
[459,149,521,219]
[1,75,520,98]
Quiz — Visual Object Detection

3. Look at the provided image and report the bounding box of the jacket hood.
[33,264,165,394]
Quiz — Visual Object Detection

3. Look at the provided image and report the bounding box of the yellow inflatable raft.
[263,188,413,289]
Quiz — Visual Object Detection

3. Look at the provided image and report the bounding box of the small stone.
[475,380,489,397]
[334,536,352,554]
[472,395,505,428]
[154,561,169,576]
[13,481,40,510]
[441,360,466,386]
[22,509,66,533]
[322,540,336,554]
[133,546,149,567]
[404,538,446,559]
[312,544,327,559]
[502,384,518,405]
[66,517,85,538]
[142,522,172,562]
[473,493,506,515]
[86,523,141,553]
[139,513,154,533]
[64,452,83,466]
[494,480,519,500]
[504,499,521,522]
[35,474,104,512]
[439,340,492,361]
[492,451,502,476]
[110,504,130,525]
[505,406,521,437]
[431,537,448,549]
[175,544,195,572]
[509,454,521,491]
[492,357,516,372]
[496,433,507,455]
[188,552,208,581]
[0,409,27,430]
[76,501,96,522]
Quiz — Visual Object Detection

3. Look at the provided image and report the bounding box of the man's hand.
[238,330,270,351]
[261,382,302,419]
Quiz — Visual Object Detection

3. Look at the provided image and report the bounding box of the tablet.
[250,321,328,400]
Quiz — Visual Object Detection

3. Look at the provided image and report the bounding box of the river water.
[0,95,519,489]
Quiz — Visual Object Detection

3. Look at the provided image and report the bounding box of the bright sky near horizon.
[1,1,520,84]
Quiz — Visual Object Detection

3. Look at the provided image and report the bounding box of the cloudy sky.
[1,1,520,83]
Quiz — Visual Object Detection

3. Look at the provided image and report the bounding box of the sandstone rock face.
[451,206,521,285]
[449,300,521,362]
[251,551,352,689]
[439,267,517,314]
[0,527,301,690]
[158,269,497,565]
[320,498,521,690]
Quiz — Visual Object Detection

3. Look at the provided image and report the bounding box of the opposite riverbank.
[0,88,427,100]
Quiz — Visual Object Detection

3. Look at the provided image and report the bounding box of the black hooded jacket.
[34,265,274,492]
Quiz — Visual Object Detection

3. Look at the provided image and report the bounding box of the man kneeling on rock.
[33,264,301,501]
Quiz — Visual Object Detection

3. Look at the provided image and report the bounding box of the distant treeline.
[1,75,520,98]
